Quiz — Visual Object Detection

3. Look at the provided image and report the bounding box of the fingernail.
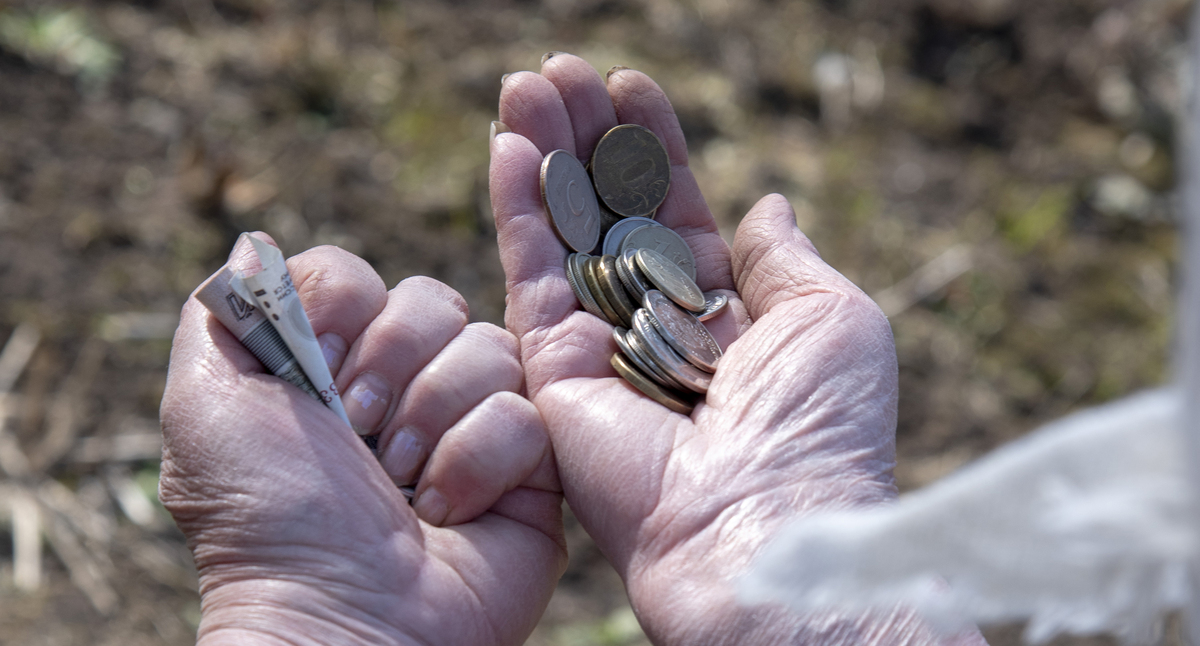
[489,120,511,146]
[501,72,512,87]
[380,429,425,485]
[344,372,392,435]
[413,487,450,526]
[541,51,568,65]
[317,332,347,373]
[606,65,630,81]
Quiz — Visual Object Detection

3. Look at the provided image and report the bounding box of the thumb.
[731,194,873,322]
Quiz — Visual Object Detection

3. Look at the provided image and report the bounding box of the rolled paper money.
[196,266,324,403]
[229,234,353,428]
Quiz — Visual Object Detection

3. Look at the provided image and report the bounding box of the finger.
[530,375,685,565]
[606,68,734,292]
[333,277,469,437]
[412,392,554,527]
[373,323,527,485]
[540,52,618,162]
[718,193,897,484]
[425,497,566,645]
[161,299,404,529]
[499,71,576,157]
[286,245,388,375]
[488,130,577,332]
[490,131,573,336]
[489,131,617,394]
[731,194,868,320]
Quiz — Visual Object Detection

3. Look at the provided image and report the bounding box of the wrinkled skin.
[159,235,565,645]
[491,54,988,645]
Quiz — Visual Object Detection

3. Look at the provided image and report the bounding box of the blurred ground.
[0,0,1188,644]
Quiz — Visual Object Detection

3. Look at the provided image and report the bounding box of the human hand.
[159,235,565,645]
[491,54,985,645]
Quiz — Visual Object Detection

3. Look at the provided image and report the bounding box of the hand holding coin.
[493,54,985,645]
[160,235,564,645]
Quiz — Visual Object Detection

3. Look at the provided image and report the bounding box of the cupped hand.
[159,235,565,645]
[491,54,986,645]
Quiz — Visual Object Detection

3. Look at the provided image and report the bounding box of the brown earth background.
[0,0,1188,644]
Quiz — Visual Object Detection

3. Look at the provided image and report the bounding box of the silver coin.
[613,327,684,392]
[602,216,659,257]
[635,248,705,312]
[643,290,722,372]
[616,248,652,302]
[541,150,602,252]
[632,309,711,393]
[620,224,696,280]
[697,292,729,322]
[627,312,689,391]
[567,253,607,320]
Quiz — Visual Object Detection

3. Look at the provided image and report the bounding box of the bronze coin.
[584,256,623,326]
[596,255,637,326]
[541,150,602,252]
[590,125,671,218]
[610,352,694,415]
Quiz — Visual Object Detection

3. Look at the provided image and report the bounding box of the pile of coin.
[541,124,727,414]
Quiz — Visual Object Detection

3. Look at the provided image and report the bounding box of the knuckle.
[395,276,469,320]
[462,323,522,371]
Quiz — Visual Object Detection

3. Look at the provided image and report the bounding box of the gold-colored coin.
[596,255,637,327]
[610,352,694,415]
[583,256,623,326]
[591,125,671,217]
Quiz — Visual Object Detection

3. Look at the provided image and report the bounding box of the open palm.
[491,54,984,644]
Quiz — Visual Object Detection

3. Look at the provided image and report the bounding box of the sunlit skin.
[490,54,988,644]
[160,235,565,645]
[158,54,990,645]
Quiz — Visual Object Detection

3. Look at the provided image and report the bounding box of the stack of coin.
[565,246,725,414]
[541,124,728,414]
